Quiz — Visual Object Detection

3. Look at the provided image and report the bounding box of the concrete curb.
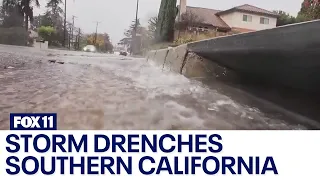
[146,45,233,79]
[146,45,189,73]
[163,44,188,73]
[148,49,168,68]
[145,45,320,129]
[146,50,156,61]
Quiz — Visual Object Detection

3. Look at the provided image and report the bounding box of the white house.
[178,0,278,33]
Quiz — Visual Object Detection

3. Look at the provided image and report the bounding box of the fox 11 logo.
[10,113,57,130]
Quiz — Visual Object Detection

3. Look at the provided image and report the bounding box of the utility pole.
[77,28,81,50]
[68,26,72,50]
[177,0,181,39]
[93,21,101,45]
[38,14,41,28]
[132,0,139,55]
[64,0,67,47]
[71,15,77,49]
[134,0,139,36]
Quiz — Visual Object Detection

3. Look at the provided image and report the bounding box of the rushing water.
[0,45,311,130]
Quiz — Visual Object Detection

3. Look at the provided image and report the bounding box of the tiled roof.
[178,4,278,30]
[216,4,279,17]
[185,6,230,29]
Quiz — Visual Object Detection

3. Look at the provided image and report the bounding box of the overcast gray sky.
[34,0,303,44]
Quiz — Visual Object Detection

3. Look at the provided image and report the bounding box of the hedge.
[0,27,28,46]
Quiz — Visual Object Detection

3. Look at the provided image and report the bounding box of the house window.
[243,14,252,22]
[198,26,208,32]
[260,17,269,24]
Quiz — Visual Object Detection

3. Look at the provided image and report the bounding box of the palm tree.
[46,0,63,27]
[20,0,40,31]
[46,0,63,15]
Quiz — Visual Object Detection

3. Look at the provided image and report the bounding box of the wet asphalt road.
[0,45,316,130]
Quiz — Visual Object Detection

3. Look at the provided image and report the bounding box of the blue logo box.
[10,113,57,130]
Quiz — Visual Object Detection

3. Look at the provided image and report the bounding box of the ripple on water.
[0,51,311,130]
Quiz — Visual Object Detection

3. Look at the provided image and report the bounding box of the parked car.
[120,51,128,56]
[83,45,97,52]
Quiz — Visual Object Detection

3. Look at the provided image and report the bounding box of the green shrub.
[0,27,28,46]
[38,26,56,44]
[174,31,237,45]
[174,34,195,45]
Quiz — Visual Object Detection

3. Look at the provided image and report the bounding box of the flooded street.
[0,45,315,130]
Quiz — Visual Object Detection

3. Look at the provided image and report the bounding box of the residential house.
[177,0,278,38]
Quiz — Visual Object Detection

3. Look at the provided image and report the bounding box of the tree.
[0,5,2,25]
[147,16,158,41]
[120,19,141,52]
[297,0,320,21]
[119,18,152,54]
[138,26,150,51]
[46,0,63,15]
[31,13,52,30]
[124,19,141,38]
[38,26,56,44]
[30,0,64,46]
[0,0,24,27]
[175,10,204,31]
[1,0,40,30]
[20,0,40,31]
[273,10,297,26]
[45,0,64,46]
[45,0,63,27]
[156,0,177,42]
[118,37,131,49]
[87,33,113,53]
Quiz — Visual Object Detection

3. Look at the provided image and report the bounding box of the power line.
[64,0,76,48]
